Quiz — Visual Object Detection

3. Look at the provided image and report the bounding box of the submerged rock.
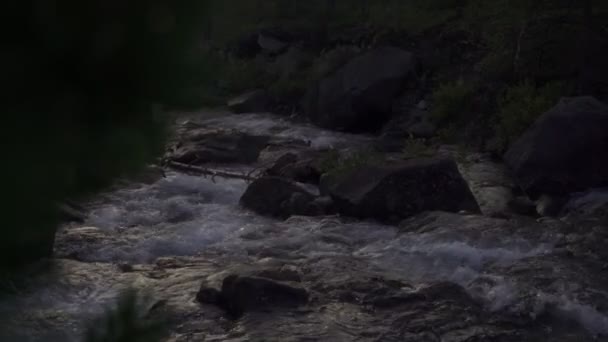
[325,157,480,223]
[240,176,319,218]
[505,96,608,199]
[197,274,309,318]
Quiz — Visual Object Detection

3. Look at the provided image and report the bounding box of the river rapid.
[2,110,608,342]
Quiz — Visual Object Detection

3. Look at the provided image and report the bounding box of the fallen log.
[166,161,258,182]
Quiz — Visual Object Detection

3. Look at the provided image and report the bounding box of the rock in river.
[197,274,309,318]
[240,176,329,218]
[505,96,608,199]
[324,157,480,223]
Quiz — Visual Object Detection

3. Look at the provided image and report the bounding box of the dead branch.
[165,161,258,182]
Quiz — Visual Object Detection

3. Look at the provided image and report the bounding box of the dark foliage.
[1,0,209,269]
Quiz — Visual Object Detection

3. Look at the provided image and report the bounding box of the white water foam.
[182,111,372,149]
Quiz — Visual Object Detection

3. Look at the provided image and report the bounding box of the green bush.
[431,81,477,125]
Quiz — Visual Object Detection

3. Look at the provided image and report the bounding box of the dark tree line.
[1,0,209,269]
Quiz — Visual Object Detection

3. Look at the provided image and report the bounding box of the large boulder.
[240,177,330,218]
[303,47,416,132]
[324,157,480,223]
[167,129,270,165]
[227,90,272,114]
[504,96,608,199]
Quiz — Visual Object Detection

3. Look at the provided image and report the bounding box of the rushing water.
[2,110,608,341]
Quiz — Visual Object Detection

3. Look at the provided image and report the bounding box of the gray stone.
[505,96,608,199]
[265,150,326,184]
[218,274,309,317]
[240,177,316,218]
[303,47,416,132]
[325,157,480,223]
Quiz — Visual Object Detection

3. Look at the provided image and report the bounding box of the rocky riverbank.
[2,103,608,341]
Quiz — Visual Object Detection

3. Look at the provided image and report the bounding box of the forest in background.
[194,0,608,148]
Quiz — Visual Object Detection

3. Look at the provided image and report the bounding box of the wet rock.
[240,176,317,218]
[282,191,312,215]
[303,47,416,132]
[442,149,518,217]
[167,129,270,165]
[227,89,272,114]
[198,275,309,318]
[325,157,480,223]
[505,96,608,199]
[265,150,326,184]
[196,287,223,305]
